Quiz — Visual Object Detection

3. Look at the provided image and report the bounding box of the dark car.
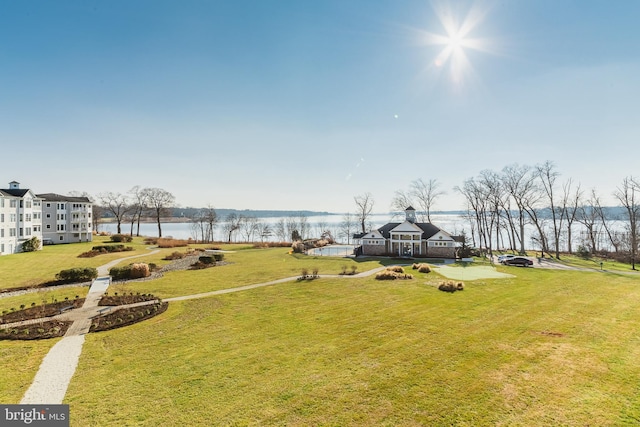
[501,256,533,267]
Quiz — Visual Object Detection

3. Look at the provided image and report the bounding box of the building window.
[0,214,3,222]
[46,213,51,218]
[10,228,16,237]
[46,224,51,229]
[25,201,31,208]
[0,229,3,237]
[10,200,16,208]
[59,236,64,241]
[46,203,51,208]
[25,227,31,236]
[10,214,16,222]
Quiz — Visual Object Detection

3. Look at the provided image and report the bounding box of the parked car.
[501,257,533,267]
[497,254,515,262]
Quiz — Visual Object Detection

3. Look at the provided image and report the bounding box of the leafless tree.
[615,176,640,270]
[340,213,355,244]
[273,218,287,242]
[390,190,413,219]
[559,179,582,254]
[502,164,537,255]
[98,192,131,234]
[577,190,603,254]
[411,178,444,223]
[127,186,148,237]
[354,192,375,233]
[240,216,259,242]
[223,213,242,243]
[190,205,218,243]
[536,161,562,259]
[140,187,175,237]
[256,222,272,242]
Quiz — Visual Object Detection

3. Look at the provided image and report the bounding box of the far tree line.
[351,161,640,270]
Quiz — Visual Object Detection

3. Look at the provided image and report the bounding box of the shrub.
[418,264,431,273]
[291,242,305,253]
[110,234,133,243]
[130,263,150,279]
[157,238,190,248]
[375,267,413,280]
[22,237,40,252]
[109,266,132,280]
[212,253,224,262]
[198,256,215,265]
[163,251,186,260]
[56,267,98,283]
[576,245,591,260]
[438,281,465,293]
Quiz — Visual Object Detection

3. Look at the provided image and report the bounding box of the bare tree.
[239,216,258,242]
[140,188,175,237]
[127,186,148,237]
[559,179,582,254]
[273,218,287,242]
[190,205,218,243]
[502,164,537,255]
[99,192,131,234]
[411,178,444,222]
[615,176,640,270]
[390,190,413,219]
[256,222,272,242]
[354,192,375,233]
[536,161,562,259]
[340,213,355,244]
[577,190,603,254]
[223,213,242,243]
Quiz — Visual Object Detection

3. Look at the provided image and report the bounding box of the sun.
[416,1,494,87]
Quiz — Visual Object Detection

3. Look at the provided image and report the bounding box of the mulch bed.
[90,302,168,332]
[0,320,72,340]
[98,294,159,306]
[0,299,85,324]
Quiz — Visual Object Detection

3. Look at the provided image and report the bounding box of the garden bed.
[90,302,168,332]
[0,320,72,340]
[0,299,85,324]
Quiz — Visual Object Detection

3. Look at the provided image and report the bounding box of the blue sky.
[1,1,639,212]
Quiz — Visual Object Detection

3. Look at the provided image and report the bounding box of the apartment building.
[0,181,43,255]
[38,193,93,244]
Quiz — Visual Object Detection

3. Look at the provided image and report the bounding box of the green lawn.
[3,246,640,425]
[63,267,640,426]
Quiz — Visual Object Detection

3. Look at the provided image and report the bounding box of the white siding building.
[38,193,93,244]
[0,181,43,255]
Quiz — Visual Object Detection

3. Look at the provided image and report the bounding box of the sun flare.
[416,1,494,88]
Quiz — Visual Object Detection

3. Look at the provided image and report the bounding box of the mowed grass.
[112,248,390,299]
[0,237,155,289]
[0,338,62,402]
[64,267,640,426]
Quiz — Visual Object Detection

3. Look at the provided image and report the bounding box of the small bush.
[291,242,305,253]
[418,264,431,273]
[163,251,186,260]
[109,265,133,280]
[198,256,215,265]
[56,267,98,283]
[157,238,190,248]
[22,237,40,252]
[130,263,150,279]
[212,253,224,262]
[110,234,133,243]
[438,281,465,293]
[375,268,413,280]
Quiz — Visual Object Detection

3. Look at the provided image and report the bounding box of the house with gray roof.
[353,206,459,258]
